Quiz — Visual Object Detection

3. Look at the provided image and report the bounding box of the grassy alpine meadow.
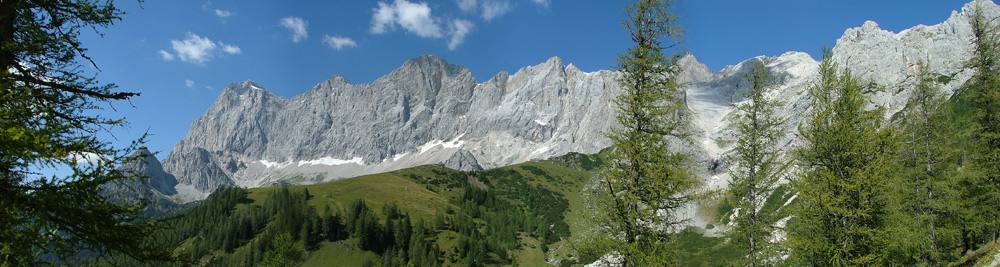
[154,152,627,266]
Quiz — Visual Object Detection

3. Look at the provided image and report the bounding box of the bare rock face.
[159,0,998,202]
[443,150,483,171]
[160,55,622,201]
[831,0,1000,116]
[102,148,179,200]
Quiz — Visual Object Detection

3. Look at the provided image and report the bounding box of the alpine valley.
[110,1,1000,266]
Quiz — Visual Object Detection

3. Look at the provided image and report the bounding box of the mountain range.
[125,0,1000,203]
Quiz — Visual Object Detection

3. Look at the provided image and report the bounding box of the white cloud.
[448,19,474,50]
[370,0,443,38]
[481,0,513,21]
[167,32,240,65]
[70,152,105,165]
[370,0,480,50]
[214,9,233,18]
[323,35,358,50]
[171,33,216,64]
[456,0,477,13]
[280,16,309,43]
[185,79,195,88]
[532,0,550,8]
[221,43,241,54]
[371,2,396,34]
[158,50,175,61]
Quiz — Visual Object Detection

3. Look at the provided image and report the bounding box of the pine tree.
[786,49,896,266]
[584,0,693,265]
[725,61,787,267]
[892,60,963,264]
[963,2,1000,246]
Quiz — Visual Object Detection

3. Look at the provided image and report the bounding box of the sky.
[76,0,977,157]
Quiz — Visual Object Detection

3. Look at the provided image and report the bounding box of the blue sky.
[77,0,974,157]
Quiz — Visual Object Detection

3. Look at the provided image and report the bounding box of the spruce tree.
[963,2,1000,245]
[725,61,787,267]
[259,232,304,267]
[584,0,693,265]
[786,49,896,266]
[892,60,963,264]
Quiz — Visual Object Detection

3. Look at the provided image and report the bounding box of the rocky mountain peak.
[134,147,153,157]
[961,0,1000,29]
[406,54,448,66]
[861,20,881,31]
[544,56,564,66]
[838,20,894,45]
[397,55,470,79]
[308,74,352,94]
[677,54,714,83]
[221,80,272,97]
[830,0,999,116]
[325,74,351,85]
[106,147,178,198]
[965,0,1000,12]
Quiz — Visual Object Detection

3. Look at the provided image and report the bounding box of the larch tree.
[725,61,788,267]
[891,60,963,265]
[584,0,694,266]
[963,2,1000,247]
[786,49,896,266]
[0,0,172,265]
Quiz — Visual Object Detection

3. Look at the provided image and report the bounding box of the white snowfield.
[298,156,364,167]
[418,134,466,155]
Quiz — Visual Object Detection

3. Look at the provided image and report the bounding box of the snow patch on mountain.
[419,134,466,154]
[259,159,292,169]
[298,156,364,167]
[532,146,550,155]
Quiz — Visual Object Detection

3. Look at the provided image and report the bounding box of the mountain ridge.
[161,52,623,201]
[145,0,998,202]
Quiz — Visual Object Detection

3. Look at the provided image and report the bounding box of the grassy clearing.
[230,153,621,266]
[248,170,454,221]
[515,233,550,266]
[302,239,380,267]
[675,229,740,267]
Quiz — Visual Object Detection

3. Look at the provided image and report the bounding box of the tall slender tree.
[585,0,693,265]
[0,0,171,265]
[725,61,788,267]
[786,49,896,266]
[891,60,963,265]
[963,2,1000,246]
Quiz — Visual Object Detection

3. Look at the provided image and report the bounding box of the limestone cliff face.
[161,55,622,200]
[159,0,998,202]
[831,0,999,116]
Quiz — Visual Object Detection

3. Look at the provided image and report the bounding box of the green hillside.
[107,151,762,267]
[103,152,807,267]
[139,152,653,266]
